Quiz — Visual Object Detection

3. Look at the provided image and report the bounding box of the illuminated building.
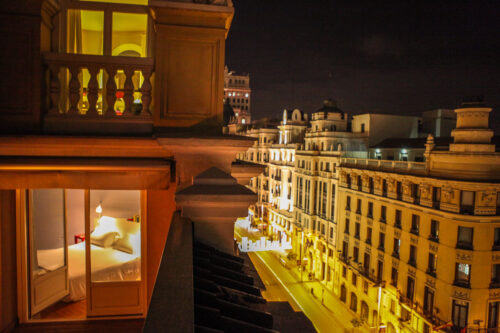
[335,100,500,332]
[224,66,252,125]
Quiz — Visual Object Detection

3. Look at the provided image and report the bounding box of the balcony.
[428,235,439,243]
[410,228,419,236]
[453,279,471,289]
[392,252,400,259]
[43,52,154,135]
[426,268,437,277]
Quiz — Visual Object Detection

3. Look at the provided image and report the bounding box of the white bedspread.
[37,242,140,302]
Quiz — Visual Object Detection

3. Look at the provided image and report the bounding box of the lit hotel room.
[29,189,143,320]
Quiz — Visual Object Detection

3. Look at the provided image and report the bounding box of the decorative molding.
[392,260,399,268]
[410,237,418,245]
[408,268,416,277]
[425,277,436,289]
[429,243,438,253]
[456,252,473,261]
[394,230,401,238]
[453,289,470,300]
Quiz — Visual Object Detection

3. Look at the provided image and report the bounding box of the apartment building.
[336,100,500,332]
[224,66,251,125]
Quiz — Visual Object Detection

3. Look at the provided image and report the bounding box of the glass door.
[28,189,69,316]
[86,190,145,316]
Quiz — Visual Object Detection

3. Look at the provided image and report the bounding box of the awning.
[0,157,172,189]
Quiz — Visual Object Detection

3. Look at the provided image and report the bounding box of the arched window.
[340,284,347,302]
[360,301,369,322]
[350,292,357,312]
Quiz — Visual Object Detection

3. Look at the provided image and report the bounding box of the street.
[235,219,368,333]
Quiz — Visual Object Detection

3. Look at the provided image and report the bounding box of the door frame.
[17,189,148,323]
[85,189,147,317]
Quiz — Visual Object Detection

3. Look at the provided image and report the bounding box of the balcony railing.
[43,52,154,128]
[339,157,427,175]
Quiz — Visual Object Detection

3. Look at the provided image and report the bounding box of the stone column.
[176,167,257,254]
[149,1,234,130]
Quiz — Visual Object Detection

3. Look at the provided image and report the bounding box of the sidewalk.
[271,251,370,333]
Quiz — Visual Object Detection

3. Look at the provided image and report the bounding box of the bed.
[36,216,141,302]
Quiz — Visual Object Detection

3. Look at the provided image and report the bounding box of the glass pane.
[67,10,104,55]
[89,190,141,282]
[112,12,148,57]
[31,189,66,276]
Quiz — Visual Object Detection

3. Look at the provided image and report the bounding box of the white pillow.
[91,227,119,248]
[113,237,134,254]
[113,233,140,255]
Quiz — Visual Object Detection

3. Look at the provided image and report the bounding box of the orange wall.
[146,185,177,305]
[0,190,17,332]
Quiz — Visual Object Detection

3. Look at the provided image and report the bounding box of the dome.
[316,98,343,114]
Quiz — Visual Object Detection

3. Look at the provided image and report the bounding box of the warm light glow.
[96,203,102,214]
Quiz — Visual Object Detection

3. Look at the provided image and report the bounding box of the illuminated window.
[245,93,249,97]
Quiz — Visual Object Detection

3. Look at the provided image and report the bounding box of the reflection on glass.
[67,10,104,55]
[89,190,141,282]
[31,189,66,276]
[112,12,148,57]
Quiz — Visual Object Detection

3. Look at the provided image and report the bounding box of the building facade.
[239,98,500,332]
[224,66,252,125]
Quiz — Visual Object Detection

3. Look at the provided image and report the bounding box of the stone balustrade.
[340,157,427,175]
[44,52,154,118]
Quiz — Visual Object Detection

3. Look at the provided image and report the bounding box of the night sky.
[225,0,500,131]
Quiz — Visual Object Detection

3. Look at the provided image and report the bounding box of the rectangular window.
[391,267,398,287]
[367,202,373,218]
[379,232,385,250]
[457,226,474,250]
[380,205,386,222]
[342,239,348,255]
[455,263,471,287]
[366,227,372,245]
[330,184,336,220]
[428,253,437,276]
[461,191,475,214]
[393,238,400,258]
[377,260,383,282]
[346,196,351,211]
[342,265,347,278]
[409,245,417,267]
[492,264,500,287]
[363,252,370,272]
[424,286,434,315]
[67,9,104,55]
[329,227,334,239]
[353,246,359,263]
[411,214,420,235]
[356,199,362,214]
[352,272,357,286]
[344,218,350,234]
[452,300,469,329]
[430,220,439,242]
[494,228,500,250]
[395,209,402,228]
[406,276,415,301]
[90,190,142,282]
[355,222,360,239]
